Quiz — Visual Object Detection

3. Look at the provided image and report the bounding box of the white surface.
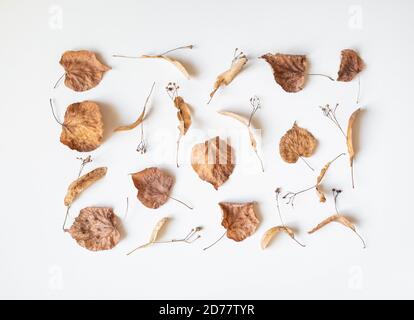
[0,0,413,299]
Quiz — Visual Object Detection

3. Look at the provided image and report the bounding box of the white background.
[0,0,413,299]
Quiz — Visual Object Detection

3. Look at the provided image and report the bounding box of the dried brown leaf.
[114,109,145,132]
[347,108,360,166]
[191,136,235,190]
[66,207,120,251]
[60,50,111,92]
[308,214,355,233]
[60,101,104,152]
[337,49,365,82]
[174,96,192,136]
[308,214,366,248]
[64,167,107,207]
[218,111,264,171]
[347,108,360,187]
[220,202,259,242]
[315,154,344,203]
[261,53,307,92]
[137,217,169,250]
[141,55,190,79]
[209,55,247,101]
[279,122,317,163]
[131,167,174,209]
[261,226,298,249]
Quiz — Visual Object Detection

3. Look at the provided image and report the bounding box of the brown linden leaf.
[191,136,235,190]
[220,202,259,242]
[337,49,365,82]
[60,101,104,152]
[209,52,247,103]
[131,167,174,209]
[261,53,307,92]
[60,50,111,92]
[66,207,121,251]
[64,167,107,207]
[279,122,317,164]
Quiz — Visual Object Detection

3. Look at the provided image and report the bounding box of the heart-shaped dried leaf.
[261,53,307,92]
[308,214,365,248]
[66,207,120,251]
[261,226,303,249]
[60,50,111,92]
[60,101,104,152]
[337,49,365,82]
[279,122,317,164]
[191,136,235,190]
[347,108,361,188]
[220,202,259,242]
[131,167,174,209]
[209,52,247,103]
[64,167,107,207]
[218,111,264,171]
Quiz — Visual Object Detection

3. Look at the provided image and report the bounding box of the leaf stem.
[49,98,64,126]
[53,73,65,89]
[169,196,193,210]
[308,73,335,81]
[62,206,70,231]
[203,230,227,251]
[159,44,194,56]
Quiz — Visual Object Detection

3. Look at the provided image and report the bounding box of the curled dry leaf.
[131,167,173,209]
[220,202,259,242]
[59,50,111,92]
[114,108,145,132]
[261,226,299,249]
[315,153,345,203]
[64,167,107,206]
[308,214,366,248]
[191,136,235,190]
[175,96,192,136]
[347,108,361,188]
[60,101,104,152]
[337,49,365,82]
[129,217,169,253]
[141,55,190,79]
[261,53,307,92]
[66,207,120,251]
[209,51,247,103]
[218,111,264,171]
[279,122,317,164]
[114,82,155,134]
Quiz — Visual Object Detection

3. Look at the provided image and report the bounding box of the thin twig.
[62,206,70,231]
[283,184,317,206]
[136,82,155,154]
[53,73,65,89]
[308,73,335,81]
[49,99,64,126]
[159,44,194,56]
[169,196,193,210]
[300,156,315,171]
[275,188,285,226]
[203,230,227,251]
